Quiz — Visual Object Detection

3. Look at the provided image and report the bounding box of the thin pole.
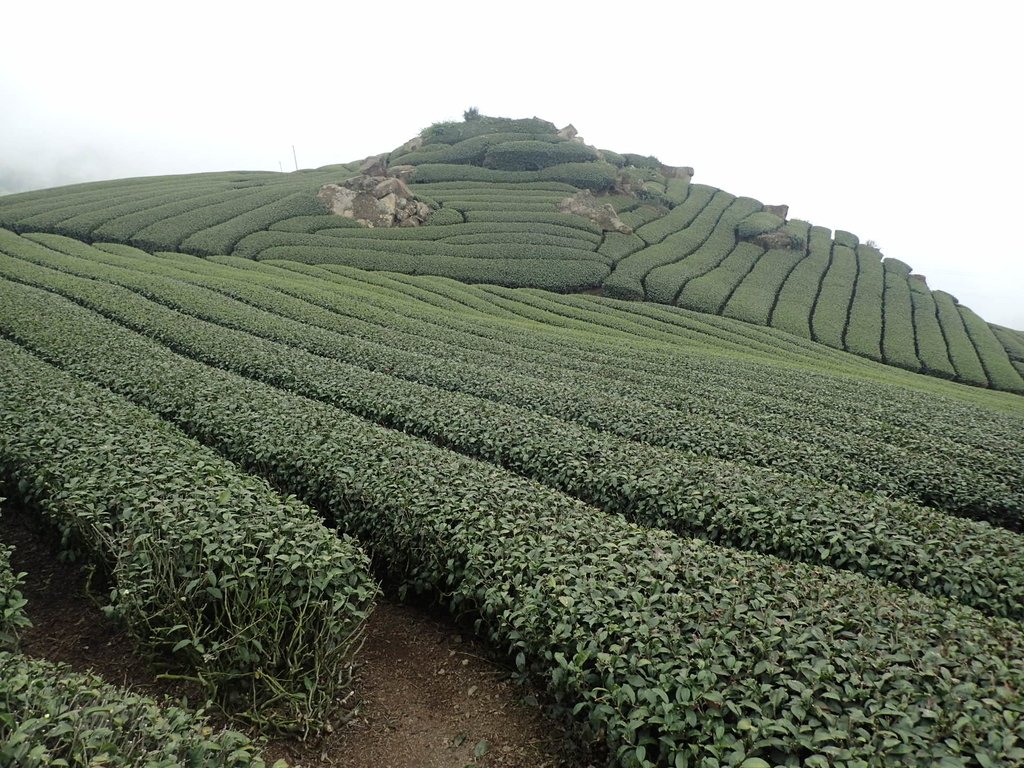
[292,145,298,171]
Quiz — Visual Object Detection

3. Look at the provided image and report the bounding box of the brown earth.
[0,508,596,768]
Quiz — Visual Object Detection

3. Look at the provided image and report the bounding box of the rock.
[358,154,388,176]
[387,164,417,182]
[751,230,800,250]
[378,193,398,217]
[659,164,695,179]
[317,184,359,217]
[394,136,424,155]
[557,190,632,234]
[319,163,431,228]
[764,204,789,219]
[373,177,413,199]
[557,124,578,140]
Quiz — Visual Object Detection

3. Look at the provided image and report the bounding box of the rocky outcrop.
[557,124,578,140]
[557,190,632,234]
[764,204,789,219]
[318,171,431,228]
[357,154,388,177]
[751,230,799,250]
[659,164,695,180]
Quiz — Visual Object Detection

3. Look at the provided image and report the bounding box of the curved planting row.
[958,304,1024,392]
[934,290,989,386]
[909,278,957,378]
[10,230,1019,516]
[4,280,1024,766]
[810,243,857,349]
[881,258,921,372]
[722,246,805,327]
[644,197,763,304]
[674,242,765,315]
[769,225,831,338]
[844,244,886,361]
[0,339,376,731]
[4,263,1024,622]
[606,189,733,300]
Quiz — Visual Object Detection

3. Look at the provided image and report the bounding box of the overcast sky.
[2,1,1021,330]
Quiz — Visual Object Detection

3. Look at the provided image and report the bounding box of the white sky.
[2,0,1022,330]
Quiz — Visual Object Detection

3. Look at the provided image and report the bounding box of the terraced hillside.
[1,114,1020,393]
[1,225,1023,766]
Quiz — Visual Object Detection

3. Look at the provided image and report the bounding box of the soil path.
[0,508,593,768]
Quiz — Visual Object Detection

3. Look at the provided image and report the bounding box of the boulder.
[318,171,431,229]
[659,164,695,179]
[373,177,413,200]
[358,154,388,176]
[751,230,800,250]
[557,124,578,140]
[764,204,789,219]
[387,164,417,182]
[317,184,359,217]
[558,190,632,234]
[394,136,424,155]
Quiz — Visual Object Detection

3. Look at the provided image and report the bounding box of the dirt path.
[0,508,594,768]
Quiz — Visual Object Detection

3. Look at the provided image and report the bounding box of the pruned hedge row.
[269,214,363,233]
[411,161,619,191]
[908,279,956,378]
[606,190,734,301]
[598,232,648,264]
[463,209,604,233]
[482,139,599,171]
[881,260,922,372]
[2,276,1024,767]
[5,253,1024,616]
[0,652,268,767]
[735,210,781,239]
[420,115,557,144]
[392,131,565,166]
[723,247,804,327]
[634,184,716,244]
[677,242,764,314]
[645,196,763,304]
[810,244,857,349]
[425,206,465,226]
[0,336,376,731]
[179,191,326,256]
[958,305,1024,392]
[9,231,1020,501]
[933,290,988,386]
[844,244,886,361]
[259,247,610,290]
[993,324,1024,362]
[769,226,832,339]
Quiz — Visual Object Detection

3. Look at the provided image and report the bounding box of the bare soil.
[0,507,595,768]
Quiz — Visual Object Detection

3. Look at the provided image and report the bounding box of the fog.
[2,0,1021,329]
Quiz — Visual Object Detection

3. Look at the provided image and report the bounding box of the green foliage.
[179,192,325,256]
[0,651,266,767]
[646,196,762,304]
[834,229,859,248]
[421,115,558,145]
[0,254,1023,766]
[908,278,956,378]
[597,149,625,167]
[606,189,731,301]
[0,501,30,649]
[811,244,857,349]
[0,326,376,731]
[425,206,464,226]
[736,210,784,239]
[844,244,885,361]
[769,225,831,339]
[958,304,1024,392]
[932,291,988,386]
[269,215,362,233]
[598,232,647,264]
[634,184,716,244]
[723,247,805,327]
[677,242,764,314]
[881,260,922,372]
[622,153,661,169]
[482,140,599,171]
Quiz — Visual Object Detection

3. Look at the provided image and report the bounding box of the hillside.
[1,116,1024,767]
[1,113,1022,393]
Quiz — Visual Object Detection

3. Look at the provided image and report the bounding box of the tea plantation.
[1,114,1023,767]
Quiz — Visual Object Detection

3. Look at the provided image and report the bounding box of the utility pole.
[292,145,298,172]
[278,161,283,173]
